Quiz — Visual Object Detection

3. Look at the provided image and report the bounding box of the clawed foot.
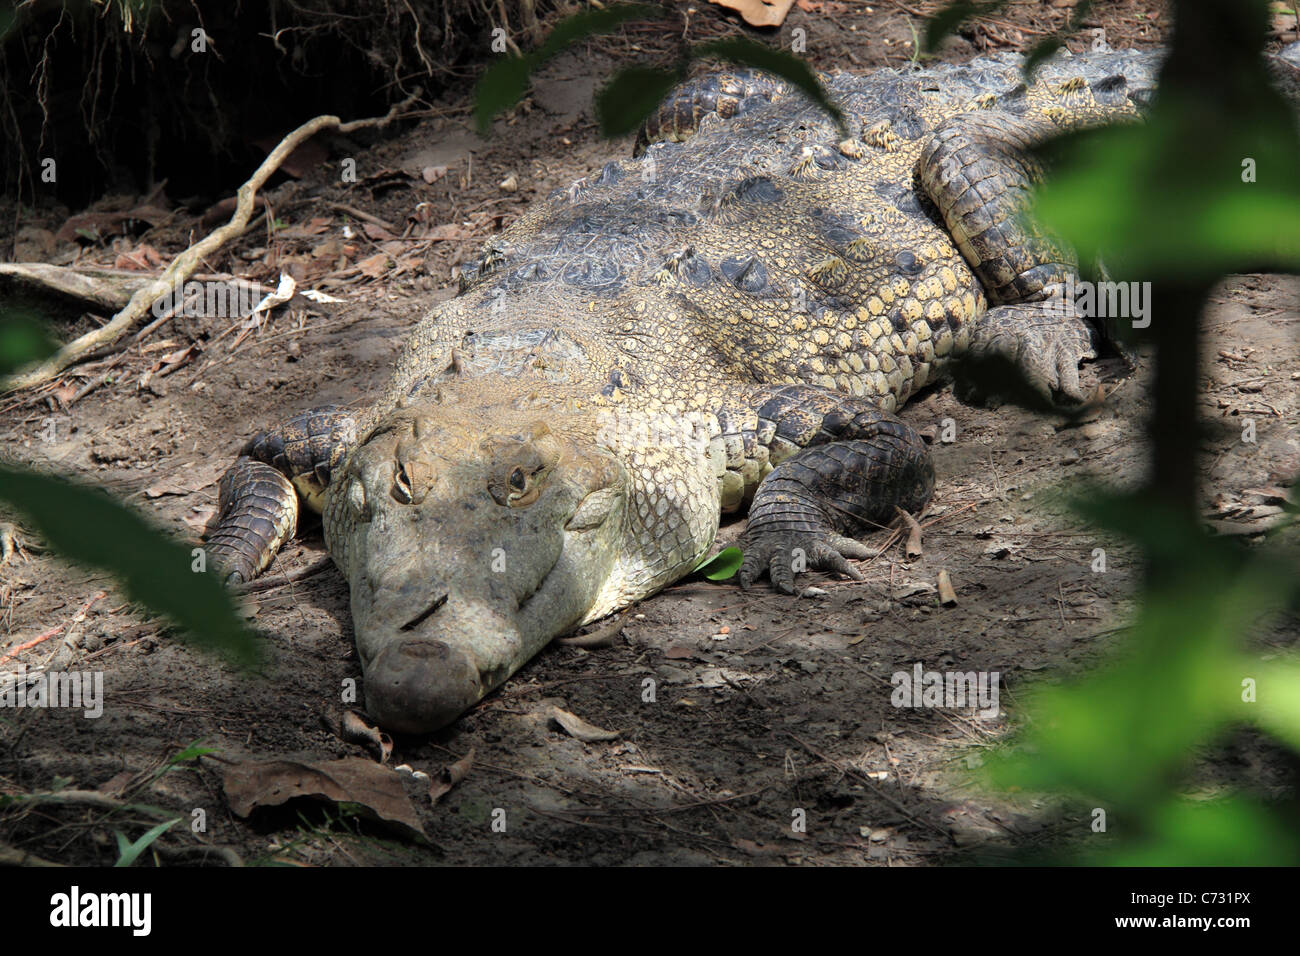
[959,302,1099,407]
[737,528,873,594]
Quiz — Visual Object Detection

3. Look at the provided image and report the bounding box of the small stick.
[324,202,399,234]
[0,590,106,665]
[235,555,333,594]
[5,90,422,392]
[556,614,625,648]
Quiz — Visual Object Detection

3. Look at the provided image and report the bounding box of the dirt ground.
[2,1,1298,866]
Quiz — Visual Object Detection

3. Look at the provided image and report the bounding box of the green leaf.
[0,466,261,666]
[167,739,218,767]
[596,65,688,137]
[690,37,846,137]
[0,310,57,378]
[1088,796,1300,866]
[113,818,180,867]
[474,55,535,133]
[693,547,743,581]
[1021,0,1091,78]
[1031,94,1300,277]
[1251,656,1300,752]
[923,1,1008,53]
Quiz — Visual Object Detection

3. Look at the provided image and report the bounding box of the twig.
[0,843,63,866]
[235,555,333,594]
[555,613,626,648]
[324,202,399,234]
[4,89,421,392]
[4,789,177,817]
[0,590,106,665]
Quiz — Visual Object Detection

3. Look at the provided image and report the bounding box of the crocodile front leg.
[206,406,357,584]
[734,385,934,593]
[917,109,1119,402]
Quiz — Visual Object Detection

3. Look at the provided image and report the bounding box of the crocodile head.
[323,403,629,733]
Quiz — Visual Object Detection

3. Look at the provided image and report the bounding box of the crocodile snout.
[363,636,482,734]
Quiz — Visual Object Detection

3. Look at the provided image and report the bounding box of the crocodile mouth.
[515,551,561,617]
[400,593,449,632]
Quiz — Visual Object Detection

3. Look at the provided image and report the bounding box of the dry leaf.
[357,253,389,278]
[896,507,924,559]
[708,0,796,28]
[937,569,958,606]
[311,239,344,259]
[550,706,620,742]
[429,748,476,805]
[425,223,469,242]
[220,756,427,842]
[96,770,136,796]
[251,273,297,315]
[114,244,165,271]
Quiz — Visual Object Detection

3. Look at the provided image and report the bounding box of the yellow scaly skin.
[212,49,1176,732]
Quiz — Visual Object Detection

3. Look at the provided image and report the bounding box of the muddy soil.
[2,1,1297,865]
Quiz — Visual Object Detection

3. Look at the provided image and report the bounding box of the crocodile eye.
[393,463,413,504]
[496,464,545,508]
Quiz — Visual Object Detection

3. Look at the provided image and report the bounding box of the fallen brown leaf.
[896,507,924,559]
[424,223,470,241]
[937,569,958,606]
[550,706,620,742]
[429,748,476,805]
[357,253,389,278]
[709,0,796,28]
[220,756,426,842]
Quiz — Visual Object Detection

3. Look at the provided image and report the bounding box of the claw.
[738,528,870,594]
[963,305,1098,408]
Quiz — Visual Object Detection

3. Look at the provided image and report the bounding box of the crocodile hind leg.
[734,385,934,593]
[917,110,1105,403]
[206,406,357,584]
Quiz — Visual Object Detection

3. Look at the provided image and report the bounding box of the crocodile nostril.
[400,593,448,631]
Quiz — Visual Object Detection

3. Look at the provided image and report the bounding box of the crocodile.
[206,47,1260,733]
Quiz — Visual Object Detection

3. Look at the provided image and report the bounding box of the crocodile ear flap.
[565,487,621,532]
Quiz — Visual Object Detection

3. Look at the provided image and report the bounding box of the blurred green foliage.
[929,0,1300,863]
[476,4,843,138]
[487,0,1300,864]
